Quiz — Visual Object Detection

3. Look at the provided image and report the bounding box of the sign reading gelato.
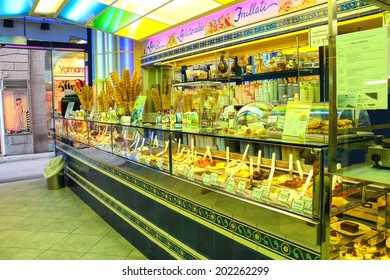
[143,0,325,56]
[143,0,279,55]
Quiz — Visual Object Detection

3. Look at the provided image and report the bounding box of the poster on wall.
[3,90,31,134]
[336,27,388,110]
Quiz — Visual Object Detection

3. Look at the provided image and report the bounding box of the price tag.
[187,169,194,181]
[135,152,142,162]
[261,186,271,197]
[209,173,219,186]
[291,199,305,213]
[172,164,178,174]
[302,196,313,210]
[278,190,290,204]
[157,159,163,169]
[183,166,190,177]
[145,156,151,166]
[225,178,236,193]
[237,180,247,192]
[251,187,263,200]
[202,173,211,186]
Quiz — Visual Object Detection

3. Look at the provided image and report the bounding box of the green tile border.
[58,143,320,260]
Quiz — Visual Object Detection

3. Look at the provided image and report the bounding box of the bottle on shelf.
[169,106,176,130]
[218,55,228,74]
[231,56,242,77]
[299,81,309,102]
[307,82,315,102]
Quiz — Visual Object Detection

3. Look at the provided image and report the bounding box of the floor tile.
[54,197,85,208]
[73,219,113,236]
[12,216,56,231]
[50,233,103,253]
[0,248,45,260]
[87,234,135,258]
[0,216,26,230]
[60,206,100,221]
[0,230,35,247]
[40,218,86,233]
[127,248,148,260]
[35,250,84,260]
[33,206,73,219]
[80,253,126,260]
[4,205,48,217]
[12,231,68,250]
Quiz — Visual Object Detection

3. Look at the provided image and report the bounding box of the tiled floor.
[0,177,148,260]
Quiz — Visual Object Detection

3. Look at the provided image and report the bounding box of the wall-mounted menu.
[336,27,388,110]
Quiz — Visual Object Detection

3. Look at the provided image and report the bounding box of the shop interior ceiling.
[0,0,246,41]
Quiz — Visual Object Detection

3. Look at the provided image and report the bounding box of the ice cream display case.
[54,116,390,260]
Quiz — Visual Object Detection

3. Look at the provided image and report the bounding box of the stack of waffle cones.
[108,69,143,114]
[74,85,93,111]
[97,79,115,112]
[161,94,171,110]
[179,87,221,115]
[151,87,161,112]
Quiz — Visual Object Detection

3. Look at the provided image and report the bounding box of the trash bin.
[44,155,65,190]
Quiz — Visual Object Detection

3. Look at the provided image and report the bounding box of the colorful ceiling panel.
[57,0,107,25]
[0,0,34,17]
[115,17,170,41]
[89,6,140,33]
[0,0,247,41]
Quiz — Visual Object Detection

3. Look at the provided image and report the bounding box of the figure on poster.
[8,98,24,134]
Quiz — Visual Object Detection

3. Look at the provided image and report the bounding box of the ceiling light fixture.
[34,0,65,15]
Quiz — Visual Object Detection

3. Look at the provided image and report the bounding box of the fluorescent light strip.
[113,0,172,16]
[34,0,65,15]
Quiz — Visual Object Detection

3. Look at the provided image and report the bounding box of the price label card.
[187,169,194,181]
[183,166,190,177]
[278,190,290,204]
[145,156,151,166]
[291,199,305,213]
[135,152,142,162]
[237,180,247,192]
[202,173,211,186]
[157,159,163,169]
[302,197,313,210]
[261,186,271,197]
[225,178,236,193]
[172,164,178,174]
[209,173,219,186]
[251,187,263,200]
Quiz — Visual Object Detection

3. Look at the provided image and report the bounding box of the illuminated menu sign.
[143,0,325,56]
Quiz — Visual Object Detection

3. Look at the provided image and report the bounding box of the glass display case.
[54,115,390,260]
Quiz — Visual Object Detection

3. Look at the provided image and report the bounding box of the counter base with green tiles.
[56,142,321,260]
